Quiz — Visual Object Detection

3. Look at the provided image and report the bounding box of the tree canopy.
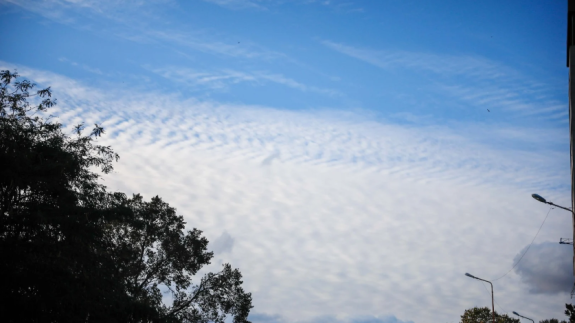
[564,304,575,323]
[536,303,575,323]
[539,319,567,323]
[0,70,252,322]
[460,307,519,323]
[460,304,575,323]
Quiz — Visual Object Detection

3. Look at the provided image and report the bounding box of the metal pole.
[571,45,575,295]
[465,273,495,322]
[549,201,574,213]
[568,0,575,295]
[489,281,495,323]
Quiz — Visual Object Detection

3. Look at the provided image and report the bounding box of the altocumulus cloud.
[514,241,573,295]
[2,62,571,323]
[248,313,414,323]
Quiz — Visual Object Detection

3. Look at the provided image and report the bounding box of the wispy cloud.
[145,30,286,60]
[201,0,363,12]
[149,66,340,96]
[149,67,257,90]
[322,40,506,78]
[438,83,566,120]
[58,57,104,75]
[322,41,566,117]
[201,0,265,10]
[1,0,287,61]
[0,0,142,23]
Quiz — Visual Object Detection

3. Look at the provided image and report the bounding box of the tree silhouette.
[539,319,567,323]
[460,307,519,323]
[0,70,252,323]
[565,304,575,323]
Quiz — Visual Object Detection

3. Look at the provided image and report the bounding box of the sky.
[0,0,573,322]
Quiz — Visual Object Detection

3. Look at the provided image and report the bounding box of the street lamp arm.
[472,276,493,286]
[513,311,534,323]
[548,201,574,213]
[465,273,495,323]
[532,194,573,214]
[520,316,535,323]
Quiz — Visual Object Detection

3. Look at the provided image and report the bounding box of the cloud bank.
[248,313,414,323]
[514,241,573,295]
[1,62,571,323]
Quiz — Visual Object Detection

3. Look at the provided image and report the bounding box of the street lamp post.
[465,273,495,323]
[532,194,573,213]
[512,311,534,323]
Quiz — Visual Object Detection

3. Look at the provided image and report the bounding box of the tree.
[565,304,575,323]
[0,69,127,322]
[0,70,252,322]
[460,307,519,323]
[538,303,575,323]
[105,194,252,322]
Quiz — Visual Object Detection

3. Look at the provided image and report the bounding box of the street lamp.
[533,193,575,297]
[512,311,534,323]
[532,194,573,213]
[465,273,495,323]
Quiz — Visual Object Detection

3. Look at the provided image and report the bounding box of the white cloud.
[58,57,104,75]
[2,62,571,323]
[145,30,286,60]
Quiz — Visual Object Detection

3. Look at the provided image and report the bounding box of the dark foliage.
[105,194,252,323]
[540,319,567,323]
[538,303,575,323]
[0,70,252,322]
[566,304,575,323]
[460,307,519,323]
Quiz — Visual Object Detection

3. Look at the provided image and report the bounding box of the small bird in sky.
[487,109,490,112]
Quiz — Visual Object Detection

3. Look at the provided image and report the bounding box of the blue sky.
[0,1,573,322]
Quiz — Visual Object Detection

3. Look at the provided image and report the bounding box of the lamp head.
[465,273,474,278]
[532,194,547,203]
[513,311,519,316]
